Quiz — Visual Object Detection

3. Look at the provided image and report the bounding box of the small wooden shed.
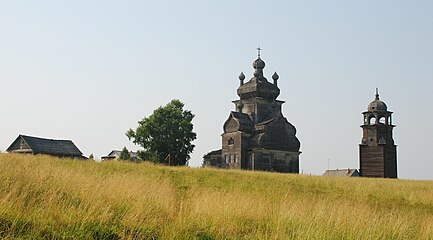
[323,169,360,177]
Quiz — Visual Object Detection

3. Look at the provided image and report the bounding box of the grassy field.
[0,154,432,239]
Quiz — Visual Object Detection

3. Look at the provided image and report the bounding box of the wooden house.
[101,150,140,161]
[322,169,360,177]
[6,135,85,159]
[202,149,222,167]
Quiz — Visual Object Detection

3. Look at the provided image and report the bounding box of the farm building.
[6,135,85,159]
[202,149,222,168]
[323,169,360,177]
[101,150,140,161]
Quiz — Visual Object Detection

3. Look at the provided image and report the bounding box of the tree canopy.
[119,147,131,161]
[126,99,196,166]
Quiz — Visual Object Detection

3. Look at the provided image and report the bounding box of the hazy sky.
[1,1,432,180]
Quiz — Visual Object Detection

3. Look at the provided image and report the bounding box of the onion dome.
[253,57,266,69]
[272,72,279,81]
[237,51,280,100]
[368,88,388,112]
[253,57,266,77]
[238,72,245,81]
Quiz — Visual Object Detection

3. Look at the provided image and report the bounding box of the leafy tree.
[119,147,131,160]
[126,99,196,166]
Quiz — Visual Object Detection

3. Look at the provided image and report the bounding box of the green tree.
[126,99,196,166]
[119,147,131,160]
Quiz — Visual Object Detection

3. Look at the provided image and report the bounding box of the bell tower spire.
[375,88,380,100]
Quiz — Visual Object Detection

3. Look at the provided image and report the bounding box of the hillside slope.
[0,154,432,239]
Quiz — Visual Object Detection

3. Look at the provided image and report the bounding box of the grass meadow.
[0,153,432,239]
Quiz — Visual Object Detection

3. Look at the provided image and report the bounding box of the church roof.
[367,88,388,112]
[255,109,289,128]
[252,115,300,152]
[231,111,252,124]
[256,117,277,126]
[237,54,280,100]
[223,111,254,134]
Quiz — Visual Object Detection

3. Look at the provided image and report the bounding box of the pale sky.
[1,1,432,180]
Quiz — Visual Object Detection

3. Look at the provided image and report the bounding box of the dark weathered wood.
[203,54,301,173]
[6,135,85,159]
[359,90,397,178]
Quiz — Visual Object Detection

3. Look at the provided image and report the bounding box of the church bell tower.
[359,89,397,178]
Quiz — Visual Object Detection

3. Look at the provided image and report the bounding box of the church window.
[235,154,238,163]
[224,155,228,164]
[379,117,386,124]
[228,138,234,145]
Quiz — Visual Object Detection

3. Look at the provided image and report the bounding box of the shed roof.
[102,150,140,160]
[203,149,222,158]
[7,135,83,157]
[323,169,360,177]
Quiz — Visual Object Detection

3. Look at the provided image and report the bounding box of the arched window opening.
[379,116,386,124]
[228,138,234,145]
[369,116,376,125]
[388,116,392,125]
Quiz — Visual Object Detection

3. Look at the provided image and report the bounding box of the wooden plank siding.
[360,145,385,177]
[360,145,397,178]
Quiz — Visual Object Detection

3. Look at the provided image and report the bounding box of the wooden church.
[203,50,301,173]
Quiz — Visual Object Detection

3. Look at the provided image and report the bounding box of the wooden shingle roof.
[7,135,83,157]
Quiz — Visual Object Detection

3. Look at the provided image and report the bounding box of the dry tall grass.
[0,153,432,239]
